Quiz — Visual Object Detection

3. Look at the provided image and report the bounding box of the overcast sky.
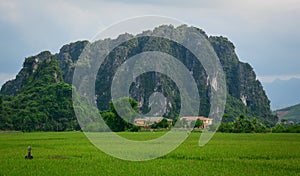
[0,0,300,86]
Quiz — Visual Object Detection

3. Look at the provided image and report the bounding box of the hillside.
[0,52,79,131]
[275,103,300,122]
[0,25,277,131]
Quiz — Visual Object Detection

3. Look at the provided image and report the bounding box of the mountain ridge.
[0,25,277,131]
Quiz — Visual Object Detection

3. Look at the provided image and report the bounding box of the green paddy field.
[0,132,299,175]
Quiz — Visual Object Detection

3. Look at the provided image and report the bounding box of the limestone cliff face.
[1,51,62,95]
[209,36,275,123]
[0,25,277,124]
[56,40,89,84]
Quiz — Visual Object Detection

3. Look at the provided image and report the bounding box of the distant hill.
[275,103,300,123]
[262,78,300,110]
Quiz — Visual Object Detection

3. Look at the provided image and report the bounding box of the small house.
[134,117,173,127]
[180,116,213,128]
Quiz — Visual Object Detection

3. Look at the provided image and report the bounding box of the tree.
[101,97,140,132]
[150,118,170,129]
[109,97,138,123]
[218,115,270,133]
[101,111,120,131]
[157,118,169,128]
[195,119,203,128]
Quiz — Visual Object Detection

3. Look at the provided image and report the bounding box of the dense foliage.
[0,57,79,131]
[218,115,270,133]
[218,114,300,133]
[0,84,78,132]
[150,118,170,129]
[101,97,140,132]
[272,123,300,133]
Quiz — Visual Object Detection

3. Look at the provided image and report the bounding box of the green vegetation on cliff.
[0,55,79,131]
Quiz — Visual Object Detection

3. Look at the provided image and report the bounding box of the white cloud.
[2,0,299,41]
[0,0,300,77]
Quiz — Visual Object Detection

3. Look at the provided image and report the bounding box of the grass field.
[0,132,299,176]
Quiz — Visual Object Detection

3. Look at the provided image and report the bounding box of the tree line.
[218,114,300,133]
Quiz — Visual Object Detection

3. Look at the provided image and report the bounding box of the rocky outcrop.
[0,25,277,125]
